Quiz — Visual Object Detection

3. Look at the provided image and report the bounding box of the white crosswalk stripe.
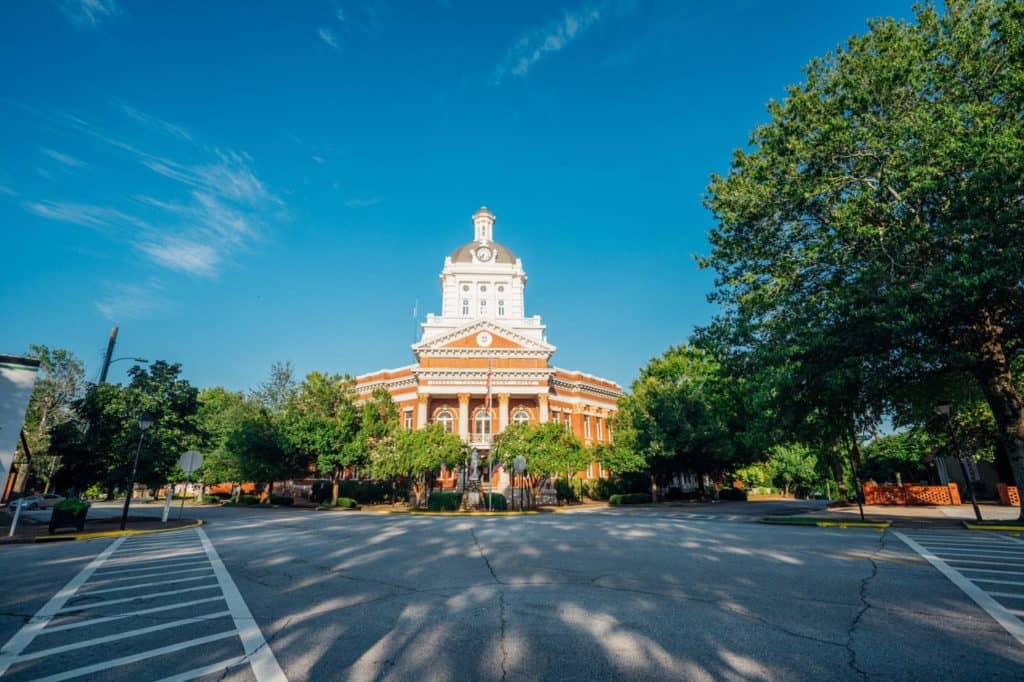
[0,527,287,681]
[895,530,1024,646]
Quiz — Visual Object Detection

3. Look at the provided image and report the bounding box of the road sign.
[960,456,981,483]
[513,455,527,473]
[179,450,204,474]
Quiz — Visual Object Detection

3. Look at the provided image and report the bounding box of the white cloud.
[94,281,166,320]
[491,4,605,84]
[57,0,118,28]
[136,237,220,277]
[41,148,87,169]
[318,26,339,49]
[119,104,192,141]
[25,200,148,230]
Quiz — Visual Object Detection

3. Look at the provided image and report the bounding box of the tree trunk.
[331,469,340,507]
[967,309,1024,519]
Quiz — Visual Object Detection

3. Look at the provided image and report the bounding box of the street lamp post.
[935,404,983,522]
[119,414,154,531]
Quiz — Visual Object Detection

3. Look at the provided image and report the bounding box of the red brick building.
[356,207,622,491]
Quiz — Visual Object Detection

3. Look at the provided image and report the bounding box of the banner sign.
[0,355,41,499]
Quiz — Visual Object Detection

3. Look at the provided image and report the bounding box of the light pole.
[120,414,154,530]
[935,403,983,522]
[99,356,148,385]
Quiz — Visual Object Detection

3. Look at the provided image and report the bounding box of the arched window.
[498,299,505,316]
[462,299,470,316]
[479,298,487,315]
[435,409,454,433]
[512,409,530,425]
[474,409,492,438]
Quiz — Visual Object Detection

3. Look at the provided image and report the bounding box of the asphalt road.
[1,503,1022,681]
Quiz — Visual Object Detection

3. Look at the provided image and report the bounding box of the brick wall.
[862,481,960,506]
[997,483,1021,507]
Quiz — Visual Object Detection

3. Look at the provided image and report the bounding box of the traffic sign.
[513,455,527,473]
[179,450,204,474]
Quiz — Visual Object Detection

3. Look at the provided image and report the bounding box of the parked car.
[7,494,65,510]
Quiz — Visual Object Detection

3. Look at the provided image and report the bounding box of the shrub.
[84,484,105,500]
[427,492,463,512]
[481,493,507,511]
[335,497,358,508]
[609,493,652,505]
[202,495,221,504]
[237,495,260,505]
[555,479,579,502]
[717,487,748,501]
[269,495,294,506]
[311,479,403,504]
[54,498,90,513]
[214,491,233,500]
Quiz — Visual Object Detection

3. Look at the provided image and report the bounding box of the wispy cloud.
[57,0,118,28]
[345,197,382,208]
[94,280,166,320]
[21,104,282,279]
[24,200,148,230]
[318,26,339,49]
[119,104,192,141]
[0,184,17,197]
[41,148,87,169]
[491,3,605,84]
[136,237,220,277]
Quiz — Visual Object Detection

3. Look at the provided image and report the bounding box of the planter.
[49,506,88,534]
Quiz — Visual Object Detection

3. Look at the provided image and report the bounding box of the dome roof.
[449,240,518,264]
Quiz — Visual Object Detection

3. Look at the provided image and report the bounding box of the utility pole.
[98,326,119,384]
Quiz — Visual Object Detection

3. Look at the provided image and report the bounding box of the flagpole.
[486,359,493,511]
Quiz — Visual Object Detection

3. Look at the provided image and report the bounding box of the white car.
[7,494,65,510]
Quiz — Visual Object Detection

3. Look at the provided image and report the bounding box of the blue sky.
[1,0,915,391]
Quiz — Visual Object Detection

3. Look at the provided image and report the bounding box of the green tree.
[766,444,820,497]
[703,1,1024,516]
[369,424,462,507]
[251,361,297,414]
[492,422,587,491]
[284,372,360,506]
[16,345,85,492]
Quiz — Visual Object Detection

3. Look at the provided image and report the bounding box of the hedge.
[481,493,507,511]
[237,495,260,505]
[269,495,294,506]
[609,493,652,505]
[311,479,404,504]
[427,492,463,512]
[334,497,358,508]
[202,495,221,504]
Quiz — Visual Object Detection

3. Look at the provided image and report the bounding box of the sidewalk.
[1,510,196,543]
[808,502,1021,529]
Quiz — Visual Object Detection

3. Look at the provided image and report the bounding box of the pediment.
[413,320,554,353]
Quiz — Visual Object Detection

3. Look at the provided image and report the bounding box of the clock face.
[476,331,493,347]
[476,247,492,262]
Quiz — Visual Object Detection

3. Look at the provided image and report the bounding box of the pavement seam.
[845,531,885,681]
[470,526,510,682]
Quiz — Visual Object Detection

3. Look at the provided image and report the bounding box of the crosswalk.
[895,530,1024,645]
[0,528,286,681]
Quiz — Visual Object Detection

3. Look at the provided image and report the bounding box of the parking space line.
[44,596,226,633]
[988,591,1024,599]
[197,527,287,682]
[895,531,1024,646]
[92,559,206,576]
[28,630,239,682]
[0,536,126,677]
[151,654,249,682]
[972,578,1024,586]
[15,611,232,663]
[78,574,218,595]
[957,567,1024,575]
[57,583,221,613]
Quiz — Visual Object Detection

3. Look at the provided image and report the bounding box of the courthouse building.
[355,207,622,491]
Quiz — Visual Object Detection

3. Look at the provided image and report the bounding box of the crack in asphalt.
[471,526,510,682]
[846,531,886,681]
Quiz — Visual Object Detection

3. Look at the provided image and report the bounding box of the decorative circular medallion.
[476,247,492,262]
[476,331,493,347]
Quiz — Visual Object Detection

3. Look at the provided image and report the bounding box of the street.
[1,505,1022,681]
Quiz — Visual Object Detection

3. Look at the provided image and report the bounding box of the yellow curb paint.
[32,519,204,543]
[963,524,1024,533]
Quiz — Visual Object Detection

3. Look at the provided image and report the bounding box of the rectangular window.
[404,410,413,430]
[597,418,603,440]
[480,299,487,315]
[584,416,591,439]
[462,299,470,316]
[498,299,505,316]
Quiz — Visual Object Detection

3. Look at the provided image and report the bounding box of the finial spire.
[473,206,495,242]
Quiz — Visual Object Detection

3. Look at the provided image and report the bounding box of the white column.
[498,393,510,432]
[417,394,428,430]
[538,393,549,423]
[458,393,471,441]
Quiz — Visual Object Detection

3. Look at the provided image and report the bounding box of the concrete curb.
[760,517,891,529]
[3,519,205,545]
[962,521,1023,534]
